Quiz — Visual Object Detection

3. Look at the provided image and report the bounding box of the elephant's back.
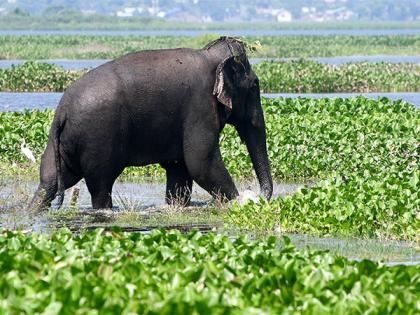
[111,48,211,91]
[61,47,210,112]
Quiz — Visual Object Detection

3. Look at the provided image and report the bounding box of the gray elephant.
[29,37,273,210]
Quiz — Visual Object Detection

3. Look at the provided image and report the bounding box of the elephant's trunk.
[241,123,273,200]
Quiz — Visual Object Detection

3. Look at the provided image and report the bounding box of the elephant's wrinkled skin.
[29,37,273,210]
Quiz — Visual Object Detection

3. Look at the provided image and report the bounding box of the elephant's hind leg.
[84,168,122,209]
[161,161,193,206]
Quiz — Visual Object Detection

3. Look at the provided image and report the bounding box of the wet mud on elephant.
[29,36,273,210]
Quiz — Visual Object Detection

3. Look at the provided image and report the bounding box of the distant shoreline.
[1,29,419,37]
[0,17,419,31]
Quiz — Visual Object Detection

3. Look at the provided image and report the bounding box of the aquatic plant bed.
[0,62,84,92]
[1,60,419,93]
[225,97,419,240]
[0,228,418,314]
[2,96,417,178]
[1,97,418,240]
[255,60,420,93]
[0,34,418,60]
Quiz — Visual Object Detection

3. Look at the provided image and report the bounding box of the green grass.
[2,60,419,93]
[0,34,418,59]
[0,228,418,314]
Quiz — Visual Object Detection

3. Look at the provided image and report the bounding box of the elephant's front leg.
[184,133,239,201]
[161,161,193,206]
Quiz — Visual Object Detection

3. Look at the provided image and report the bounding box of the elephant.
[29,36,273,210]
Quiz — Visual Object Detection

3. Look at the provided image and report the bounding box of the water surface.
[1,92,418,112]
[1,29,419,36]
[0,179,417,265]
[0,180,301,211]
[1,56,419,70]
[0,179,301,234]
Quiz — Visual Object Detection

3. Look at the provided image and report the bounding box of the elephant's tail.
[50,110,66,198]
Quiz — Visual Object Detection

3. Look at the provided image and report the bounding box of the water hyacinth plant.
[0,228,418,314]
[255,60,420,93]
[1,60,418,93]
[0,61,85,92]
[225,97,419,240]
[1,97,418,240]
[0,34,418,59]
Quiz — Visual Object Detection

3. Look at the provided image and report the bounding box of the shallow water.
[1,92,418,112]
[0,179,418,265]
[0,179,303,232]
[1,55,419,70]
[0,180,302,210]
[288,234,419,266]
[1,29,419,36]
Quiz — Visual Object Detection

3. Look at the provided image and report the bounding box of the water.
[1,55,418,70]
[0,29,419,37]
[0,59,109,70]
[0,92,62,111]
[288,234,419,266]
[1,92,418,112]
[0,179,418,265]
[0,180,301,211]
[0,179,302,234]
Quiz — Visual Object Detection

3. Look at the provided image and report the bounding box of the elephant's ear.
[213,56,236,109]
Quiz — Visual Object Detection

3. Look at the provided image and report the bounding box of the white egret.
[237,189,260,205]
[20,140,36,163]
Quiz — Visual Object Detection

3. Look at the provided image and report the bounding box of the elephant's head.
[205,37,273,200]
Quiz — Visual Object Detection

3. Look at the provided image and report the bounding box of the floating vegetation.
[1,97,418,240]
[0,34,418,59]
[255,60,420,93]
[0,229,418,314]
